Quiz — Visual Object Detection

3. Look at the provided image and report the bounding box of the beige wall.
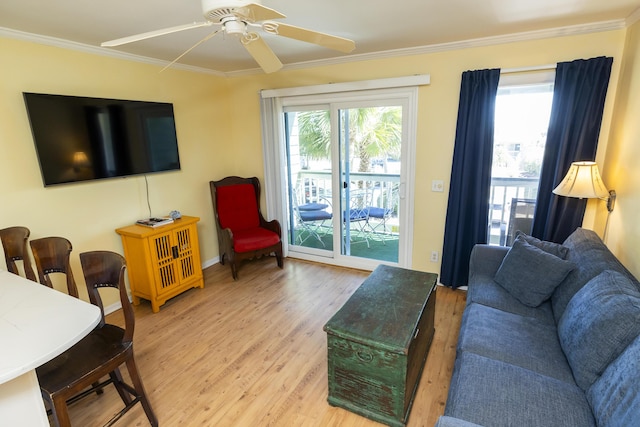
[225,29,626,273]
[0,37,231,302]
[1,25,638,306]
[601,19,640,277]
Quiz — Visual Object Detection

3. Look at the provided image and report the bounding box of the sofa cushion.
[558,270,640,391]
[587,334,640,427]
[552,228,640,323]
[494,237,575,307]
[466,276,556,324]
[515,231,569,259]
[444,352,596,427]
[457,303,575,383]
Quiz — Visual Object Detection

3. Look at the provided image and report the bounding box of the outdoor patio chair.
[294,193,333,247]
[366,184,399,244]
[345,189,372,248]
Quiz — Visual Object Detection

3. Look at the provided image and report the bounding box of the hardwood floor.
[65,257,467,427]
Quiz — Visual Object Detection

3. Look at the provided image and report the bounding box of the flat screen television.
[23,92,181,186]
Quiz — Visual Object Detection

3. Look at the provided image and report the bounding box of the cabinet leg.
[132,295,141,306]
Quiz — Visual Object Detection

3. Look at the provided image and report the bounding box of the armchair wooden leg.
[230,262,239,280]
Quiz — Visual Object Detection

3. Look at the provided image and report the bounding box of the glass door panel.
[283,102,404,266]
[338,107,400,263]
[285,109,334,255]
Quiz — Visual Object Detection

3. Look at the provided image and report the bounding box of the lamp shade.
[552,161,609,199]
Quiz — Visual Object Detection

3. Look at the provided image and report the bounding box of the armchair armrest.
[260,218,282,238]
[469,244,509,279]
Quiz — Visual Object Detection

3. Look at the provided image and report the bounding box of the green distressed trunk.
[323,265,437,426]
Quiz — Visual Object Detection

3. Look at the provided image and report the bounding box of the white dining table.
[0,269,101,426]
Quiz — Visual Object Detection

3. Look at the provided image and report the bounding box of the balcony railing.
[296,171,539,246]
[298,170,400,220]
[489,177,539,246]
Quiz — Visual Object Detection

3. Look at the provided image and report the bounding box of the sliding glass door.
[280,88,416,269]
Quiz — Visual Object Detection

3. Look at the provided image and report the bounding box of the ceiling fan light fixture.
[222,17,246,35]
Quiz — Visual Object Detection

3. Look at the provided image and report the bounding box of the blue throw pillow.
[494,236,575,307]
[515,230,570,259]
[558,270,640,391]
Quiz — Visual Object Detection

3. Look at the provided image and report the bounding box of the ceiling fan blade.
[241,33,283,73]
[262,22,355,53]
[160,29,223,72]
[237,3,286,22]
[101,21,213,47]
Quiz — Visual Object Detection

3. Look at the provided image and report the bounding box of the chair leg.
[110,368,133,405]
[230,262,239,280]
[125,357,158,427]
[49,393,72,427]
[275,248,283,268]
[92,380,104,395]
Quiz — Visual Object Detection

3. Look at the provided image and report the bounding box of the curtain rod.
[501,64,557,74]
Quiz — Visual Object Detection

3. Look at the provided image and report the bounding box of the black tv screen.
[23,92,181,186]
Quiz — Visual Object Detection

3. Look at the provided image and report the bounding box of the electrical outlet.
[430,251,439,262]
[431,180,444,192]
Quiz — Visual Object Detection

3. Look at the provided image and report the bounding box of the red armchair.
[210,176,283,279]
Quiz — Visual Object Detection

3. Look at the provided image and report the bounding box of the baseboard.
[104,301,123,316]
[105,257,221,315]
[202,256,219,269]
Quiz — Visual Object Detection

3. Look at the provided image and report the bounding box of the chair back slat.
[30,236,78,298]
[0,226,37,281]
[80,251,134,341]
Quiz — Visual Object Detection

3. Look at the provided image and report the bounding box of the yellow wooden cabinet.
[116,215,204,313]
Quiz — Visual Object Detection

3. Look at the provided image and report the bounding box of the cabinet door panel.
[151,231,179,294]
[175,225,198,282]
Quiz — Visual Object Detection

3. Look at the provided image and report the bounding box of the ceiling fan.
[101,0,356,73]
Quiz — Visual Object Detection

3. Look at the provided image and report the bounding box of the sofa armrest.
[435,416,485,427]
[469,244,509,279]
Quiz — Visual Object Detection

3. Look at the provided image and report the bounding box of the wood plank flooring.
[64,257,466,427]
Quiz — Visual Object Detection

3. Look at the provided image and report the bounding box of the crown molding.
[0,26,225,76]
[627,7,640,26]
[0,18,629,78]
[226,19,628,77]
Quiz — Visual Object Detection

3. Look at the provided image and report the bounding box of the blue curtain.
[532,56,613,243]
[440,69,501,288]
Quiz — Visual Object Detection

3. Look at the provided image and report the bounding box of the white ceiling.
[1,0,639,75]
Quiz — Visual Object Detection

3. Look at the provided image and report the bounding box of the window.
[488,75,554,246]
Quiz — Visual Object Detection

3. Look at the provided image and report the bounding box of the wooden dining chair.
[0,226,37,281]
[30,236,78,298]
[36,250,158,427]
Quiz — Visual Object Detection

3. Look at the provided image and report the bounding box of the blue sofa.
[436,228,640,427]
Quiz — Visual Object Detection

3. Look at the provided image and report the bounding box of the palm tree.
[297,107,401,173]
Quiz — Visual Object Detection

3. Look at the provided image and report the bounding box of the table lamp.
[552,161,616,212]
